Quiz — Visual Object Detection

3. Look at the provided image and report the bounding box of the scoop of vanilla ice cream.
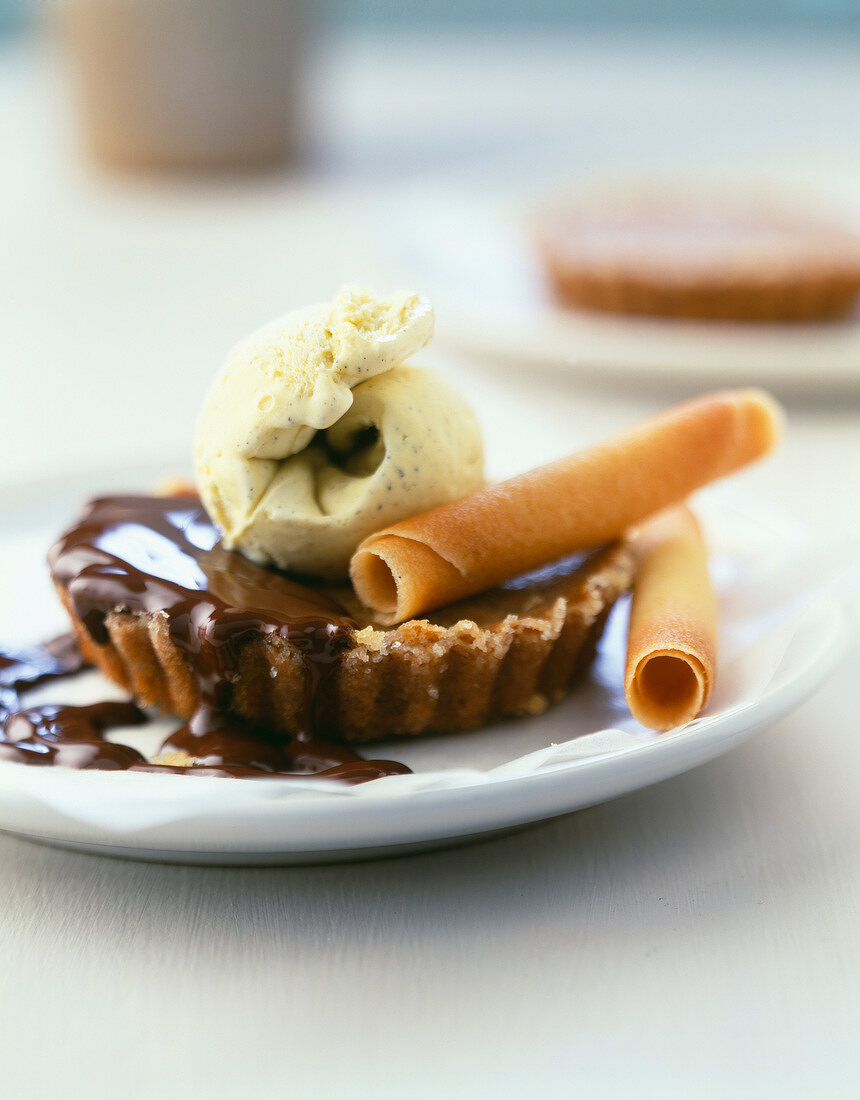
[195,287,484,580]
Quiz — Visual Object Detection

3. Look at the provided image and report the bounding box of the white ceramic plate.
[0,472,855,864]
[386,185,860,392]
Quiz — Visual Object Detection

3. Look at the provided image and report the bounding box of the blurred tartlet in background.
[535,190,860,323]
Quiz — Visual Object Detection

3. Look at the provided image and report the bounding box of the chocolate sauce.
[0,496,409,783]
[0,633,85,713]
[1,700,148,769]
[0,634,147,769]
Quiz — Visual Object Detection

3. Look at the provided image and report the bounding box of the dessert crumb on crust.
[152,750,196,767]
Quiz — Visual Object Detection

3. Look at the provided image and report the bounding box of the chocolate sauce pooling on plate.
[1,496,409,783]
[0,633,146,768]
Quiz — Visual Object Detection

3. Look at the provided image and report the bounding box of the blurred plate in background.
[384,172,860,393]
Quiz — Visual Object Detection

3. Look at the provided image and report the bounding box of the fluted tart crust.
[55,542,633,744]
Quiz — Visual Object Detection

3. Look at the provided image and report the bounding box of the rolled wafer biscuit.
[624,506,717,730]
[350,388,781,624]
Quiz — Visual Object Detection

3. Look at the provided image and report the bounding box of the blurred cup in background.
[62,0,305,172]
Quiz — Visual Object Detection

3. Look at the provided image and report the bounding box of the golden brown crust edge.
[55,542,634,744]
[541,257,860,322]
[545,246,860,321]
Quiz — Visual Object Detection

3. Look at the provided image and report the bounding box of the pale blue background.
[2,0,859,33]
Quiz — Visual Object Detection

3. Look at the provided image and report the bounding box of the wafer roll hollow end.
[354,543,399,616]
[350,535,468,625]
[625,646,711,731]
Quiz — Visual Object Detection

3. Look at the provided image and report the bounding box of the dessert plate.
[386,186,860,392]
[0,472,855,864]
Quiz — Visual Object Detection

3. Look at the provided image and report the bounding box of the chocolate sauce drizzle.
[0,633,145,767]
[1,496,409,783]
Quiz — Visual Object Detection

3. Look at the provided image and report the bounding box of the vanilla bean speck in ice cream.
[195,287,484,580]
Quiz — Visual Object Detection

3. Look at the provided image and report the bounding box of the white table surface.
[1,28,859,1100]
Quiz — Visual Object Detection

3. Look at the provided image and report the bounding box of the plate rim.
[387,183,860,389]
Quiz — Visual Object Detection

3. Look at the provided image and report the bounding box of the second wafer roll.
[624,505,717,730]
[350,388,782,624]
